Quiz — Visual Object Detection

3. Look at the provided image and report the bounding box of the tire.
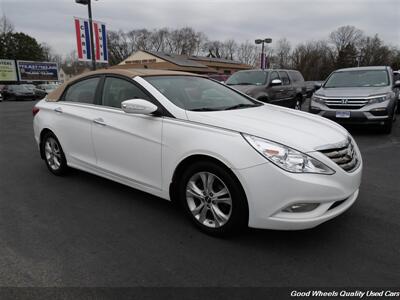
[382,113,394,134]
[42,132,68,175]
[177,161,248,236]
[294,95,302,110]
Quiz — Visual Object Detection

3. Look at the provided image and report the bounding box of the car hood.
[227,85,256,94]
[186,105,349,153]
[316,86,390,98]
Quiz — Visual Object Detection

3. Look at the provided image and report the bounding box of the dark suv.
[310,66,400,133]
[225,69,307,109]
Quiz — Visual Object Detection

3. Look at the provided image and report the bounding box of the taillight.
[32,106,40,117]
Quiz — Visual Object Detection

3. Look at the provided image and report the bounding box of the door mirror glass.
[270,79,282,86]
[121,99,158,115]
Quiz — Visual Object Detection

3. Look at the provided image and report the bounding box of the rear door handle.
[54,107,63,113]
[93,117,106,126]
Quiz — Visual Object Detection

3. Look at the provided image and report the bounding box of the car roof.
[47,68,200,102]
[334,66,389,72]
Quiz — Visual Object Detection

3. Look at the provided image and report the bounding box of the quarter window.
[102,77,150,108]
[64,77,100,104]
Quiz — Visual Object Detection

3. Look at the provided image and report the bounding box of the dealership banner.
[0,59,18,82]
[74,17,108,63]
[17,61,59,82]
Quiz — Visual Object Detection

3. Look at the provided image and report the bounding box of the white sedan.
[33,69,362,236]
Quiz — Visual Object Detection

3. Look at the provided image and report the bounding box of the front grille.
[319,139,358,172]
[324,98,368,110]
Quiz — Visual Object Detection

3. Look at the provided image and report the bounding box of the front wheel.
[178,161,248,236]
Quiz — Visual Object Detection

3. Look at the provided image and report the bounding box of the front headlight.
[311,95,325,104]
[242,134,335,174]
[368,94,391,104]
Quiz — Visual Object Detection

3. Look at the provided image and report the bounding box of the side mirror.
[121,99,158,115]
[314,82,322,89]
[270,79,282,86]
[393,80,400,88]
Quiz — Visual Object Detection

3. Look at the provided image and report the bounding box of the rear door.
[91,76,163,189]
[278,71,295,107]
[49,76,101,167]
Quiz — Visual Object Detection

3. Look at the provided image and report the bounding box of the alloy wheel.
[186,172,232,228]
[44,137,62,171]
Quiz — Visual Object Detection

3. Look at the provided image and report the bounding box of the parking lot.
[0,99,399,287]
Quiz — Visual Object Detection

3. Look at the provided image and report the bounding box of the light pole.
[75,0,97,70]
[255,38,272,69]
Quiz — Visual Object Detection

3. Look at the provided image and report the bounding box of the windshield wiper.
[191,107,220,111]
[223,103,259,110]
[230,82,254,85]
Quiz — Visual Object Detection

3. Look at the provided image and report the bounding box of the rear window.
[64,77,100,104]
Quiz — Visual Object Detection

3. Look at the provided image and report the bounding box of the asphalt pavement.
[0,100,399,287]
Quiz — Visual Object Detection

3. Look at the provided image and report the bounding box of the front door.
[91,76,163,190]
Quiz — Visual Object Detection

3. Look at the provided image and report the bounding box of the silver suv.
[310,66,400,133]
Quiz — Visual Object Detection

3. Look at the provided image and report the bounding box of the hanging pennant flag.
[74,17,108,63]
[92,20,108,63]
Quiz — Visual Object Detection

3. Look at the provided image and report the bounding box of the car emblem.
[341,99,348,104]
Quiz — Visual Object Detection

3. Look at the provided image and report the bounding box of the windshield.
[225,71,268,86]
[145,76,262,111]
[324,70,389,88]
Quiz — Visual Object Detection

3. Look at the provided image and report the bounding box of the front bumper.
[309,100,392,125]
[234,150,362,230]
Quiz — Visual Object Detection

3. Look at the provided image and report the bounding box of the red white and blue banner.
[74,17,108,63]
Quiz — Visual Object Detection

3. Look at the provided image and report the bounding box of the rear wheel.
[42,132,68,175]
[178,161,248,236]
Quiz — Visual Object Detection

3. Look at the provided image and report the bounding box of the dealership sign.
[74,17,108,63]
[17,61,59,82]
[0,59,18,82]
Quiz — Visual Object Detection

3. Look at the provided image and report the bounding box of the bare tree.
[274,38,291,68]
[0,14,14,35]
[237,41,258,66]
[329,25,363,52]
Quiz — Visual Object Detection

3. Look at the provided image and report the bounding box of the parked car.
[25,84,47,99]
[394,70,400,113]
[1,84,37,101]
[33,69,362,236]
[225,69,307,110]
[310,66,400,133]
[208,74,230,83]
[37,83,59,94]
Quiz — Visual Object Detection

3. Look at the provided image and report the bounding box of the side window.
[64,77,100,104]
[102,77,150,108]
[269,72,279,82]
[278,71,290,85]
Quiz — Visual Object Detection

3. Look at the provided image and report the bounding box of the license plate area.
[336,111,351,118]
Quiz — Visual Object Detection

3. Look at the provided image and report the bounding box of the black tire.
[382,117,393,134]
[41,132,68,175]
[177,161,248,236]
[293,95,302,110]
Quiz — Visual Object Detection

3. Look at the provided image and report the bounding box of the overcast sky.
[1,0,399,57]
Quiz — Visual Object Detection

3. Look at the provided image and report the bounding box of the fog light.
[283,203,319,213]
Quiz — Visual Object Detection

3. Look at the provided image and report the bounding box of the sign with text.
[17,61,59,82]
[74,17,108,63]
[0,59,18,82]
